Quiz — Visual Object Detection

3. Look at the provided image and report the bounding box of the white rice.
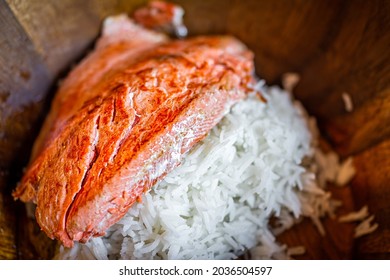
[339,206,369,223]
[335,157,356,186]
[354,215,378,238]
[287,246,306,256]
[282,72,300,93]
[55,83,344,260]
[339,206,378,238]
[342,92,354,112]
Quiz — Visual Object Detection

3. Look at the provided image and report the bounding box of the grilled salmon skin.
[13,8,256,247]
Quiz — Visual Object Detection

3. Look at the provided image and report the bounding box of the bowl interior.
[0,0,389,259]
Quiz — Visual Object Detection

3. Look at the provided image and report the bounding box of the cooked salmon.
[13,9,256,247]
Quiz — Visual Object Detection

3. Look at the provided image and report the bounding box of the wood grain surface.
[352,140,390,259]
[0,0,50,259]
[0,0,389,259]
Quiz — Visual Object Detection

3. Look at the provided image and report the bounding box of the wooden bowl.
[0,0,389,259]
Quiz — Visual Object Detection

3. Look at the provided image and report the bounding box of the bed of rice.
[56,83,342,260]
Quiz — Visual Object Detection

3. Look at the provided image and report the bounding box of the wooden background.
[0,0,389,259]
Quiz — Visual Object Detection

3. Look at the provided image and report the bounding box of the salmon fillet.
[13,12,255,247]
